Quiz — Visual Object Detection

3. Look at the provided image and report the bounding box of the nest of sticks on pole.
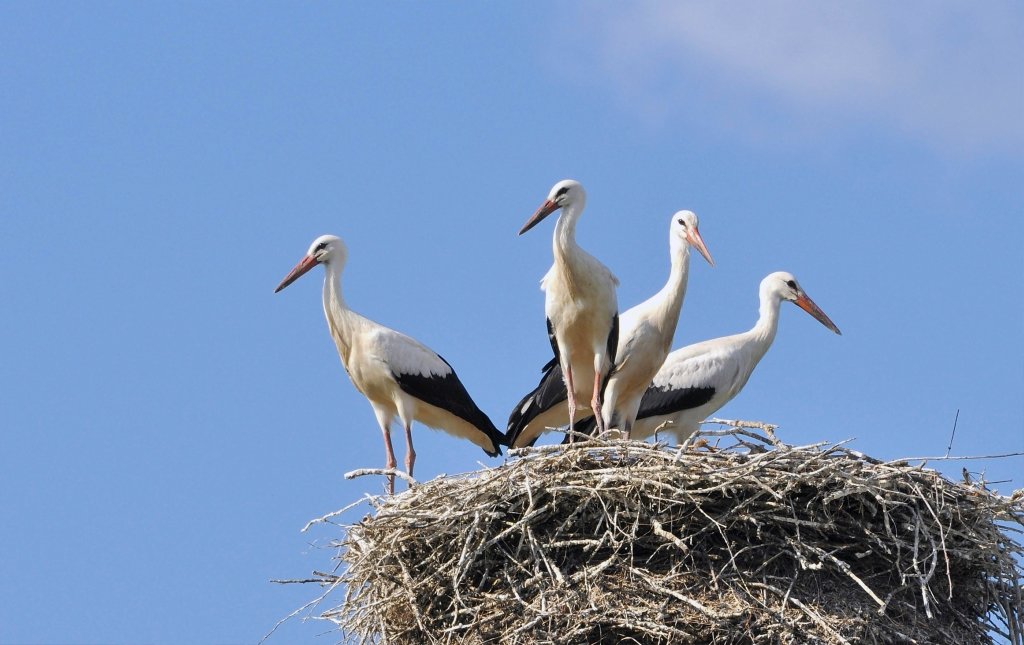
[300,421,1024,644]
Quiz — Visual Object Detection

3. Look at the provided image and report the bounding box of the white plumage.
[506,210,714,447]
[275,234,503,494]
[519,179,619,435]
[629,271,842,443]
[600,210,713,439]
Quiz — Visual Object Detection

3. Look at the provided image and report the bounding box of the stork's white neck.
[322,262,354,364]
[322,260,348,308]
[749,287,784,352]
[552,200,583,260]
[645,235,692,344]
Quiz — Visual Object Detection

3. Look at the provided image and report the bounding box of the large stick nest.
[304,422,1024,644]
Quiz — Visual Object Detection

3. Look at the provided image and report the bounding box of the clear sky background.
[2,3,1022,643]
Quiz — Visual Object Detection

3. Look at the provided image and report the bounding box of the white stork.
[506,210,714,448]
[518,179,619,435]
[601,271,841,444]
[275,234,503,495]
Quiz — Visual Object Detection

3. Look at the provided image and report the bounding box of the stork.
[576,271,841,444]
[518,179,619,435]
[506,210,713,448]
[275,235,503,495]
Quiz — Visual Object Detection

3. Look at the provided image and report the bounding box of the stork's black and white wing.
[636,334,753,421]
[373,328,504,456]
[504,356,570,448]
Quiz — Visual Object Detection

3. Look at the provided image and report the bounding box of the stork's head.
[670,210,714,266]
[763,271,841,335]
[274,234,347,293]
[519,179,585,235]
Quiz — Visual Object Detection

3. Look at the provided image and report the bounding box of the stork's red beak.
[688,226,715,267]
[274,255,319,293]
[794,293,842,335]
[519,199,560,235]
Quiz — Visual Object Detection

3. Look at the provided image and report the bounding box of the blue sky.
[1,3,1021,643]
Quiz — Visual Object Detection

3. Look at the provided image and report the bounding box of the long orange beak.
[519,199,559,235]
[274,255,319,293]
[687,226,715,267]
[794,292,842,335]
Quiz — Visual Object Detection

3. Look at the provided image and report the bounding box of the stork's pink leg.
[381,426,397,495]
[591,369,606,434]
[403,421,416,485]
[565,364,577,443]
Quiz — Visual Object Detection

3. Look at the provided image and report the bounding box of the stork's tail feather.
[505,357,567,449]
[505,389,540,449]
[473,411,505,456]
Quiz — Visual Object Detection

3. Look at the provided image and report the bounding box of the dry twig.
[286,422,1024,644]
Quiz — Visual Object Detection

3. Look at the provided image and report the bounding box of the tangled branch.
[292,422,1024,644]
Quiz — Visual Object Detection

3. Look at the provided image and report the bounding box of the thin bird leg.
[591,367,606,434]
[622,418,632,441]
[403,420,416,485]
[380,425,397,495]
[564,364,577,443]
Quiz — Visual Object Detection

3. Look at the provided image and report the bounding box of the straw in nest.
[280,421,1024,645]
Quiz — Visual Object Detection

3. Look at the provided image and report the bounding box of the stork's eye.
[556,186,570,198]
[677,218,685,226]
[786,280,797,289]
[315,242,328,253]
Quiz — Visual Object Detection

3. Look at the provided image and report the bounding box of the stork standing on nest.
[578,271,841,444]
[518,179,619,435]
[275,234,503,494]
[506,210,714,448]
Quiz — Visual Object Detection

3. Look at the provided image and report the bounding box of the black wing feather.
[546,317,560,364]
[606,312,619,370]
[508,312,619,448]
[563,384,716,444]
[393,357,503,456]
[636,384,717,420]
[598,312,619,401]
[504,358,568,448]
